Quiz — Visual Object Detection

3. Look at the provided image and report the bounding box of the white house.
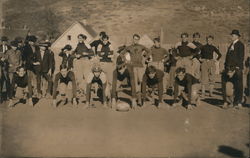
[51,21,97,50]
[138,34,154,48]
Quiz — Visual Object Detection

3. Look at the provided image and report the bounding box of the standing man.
[36,43,54,97]
[175,33,198,75]
[200,35,222,97]
[97,34,114,85]
[223,29,245,108]
[0,36,11,103]
[192,32,203,79]
[74,34,94,92]
[5,40,22,83]
[90,31,106,55]
[22,35,40,97]
[123,34,151,106]
[149,37,169,92]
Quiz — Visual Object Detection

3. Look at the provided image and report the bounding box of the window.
[67,35,71,41]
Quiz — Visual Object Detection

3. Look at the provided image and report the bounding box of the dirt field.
[0,82,249,157]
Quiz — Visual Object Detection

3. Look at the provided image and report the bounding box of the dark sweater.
[112,65,136,98]
[59,51,75,70]
[177,42,197,57]
[124,43,151,67]
[142,69,164,102]
[10,73,32,99]
[74,42,94,59]
[53,71,77,99]
[174,73,199,104]
[225,40,245,70]
[150,46,168,62]
[200,44,221,60]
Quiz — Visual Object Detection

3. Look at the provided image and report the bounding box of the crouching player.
[141,65,165,108]
[222,66,243,109]
[84,64,110,108]
[173,67,200,110]
[8,66,33,107]
[52,64,77,107]
[111,55,137,109]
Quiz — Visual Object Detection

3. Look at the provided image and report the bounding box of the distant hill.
[3,0,249,46]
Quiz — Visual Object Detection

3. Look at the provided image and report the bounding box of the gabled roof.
[78,21,97,38]
[51,21,97,47]
[0,28,29,41]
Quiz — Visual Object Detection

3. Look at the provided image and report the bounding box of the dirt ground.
[0,82,249,158]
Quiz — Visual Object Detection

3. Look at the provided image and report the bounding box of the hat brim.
[230,33,241,36]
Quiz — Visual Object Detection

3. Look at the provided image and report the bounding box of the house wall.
[51,23,94,51]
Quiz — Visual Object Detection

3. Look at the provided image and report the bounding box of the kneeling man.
[173,67,200,110]
[52,64,77,107]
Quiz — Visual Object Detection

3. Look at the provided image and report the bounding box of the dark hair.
[153,37,160,43]
[62,44,72,51]
[175,67,186,74]
[78,34,87,40]
[102,34,109,40]
[60,64,68,70]
[99,31,106,37]
[133,34,140,39]
[193,32,200,38]
[146,65,157,74]
[227,65,236,72]
[16,66,26,72]
[206,35,214,40]
[181,33,189,38]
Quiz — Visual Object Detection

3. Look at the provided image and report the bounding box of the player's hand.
[73,98,77,106]
[33,62,40,65]
[76,54,81,58]
[112,98,116,109]
[28,98,33,107]
[187,104,193,110]
[103,102,108,108]
[8,99,13,107]
[52,99,57,107]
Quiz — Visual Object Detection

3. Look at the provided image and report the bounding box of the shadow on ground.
[218,145,245,157]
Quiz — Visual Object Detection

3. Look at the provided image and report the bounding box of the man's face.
[18,42,23,47]
[193,36,200,42]
[60,68,68,78]
[133,36,140,44]
[154,41,160,48]
[17,68,26,77]
[207,38,213,45]
[103,38,108,45]
[148,72,156,79]
[11,46,17,50]
[118,65,126,74]
[39,46,46,52]
[2,41,7,45]
[177,72,185,81]
[78,36,85,43]
[227,70,235,78]
[28,41,34,46]
[181,35,188,42]
[65,49,71,54]
[93,71,101,78]
[231,34,238,41]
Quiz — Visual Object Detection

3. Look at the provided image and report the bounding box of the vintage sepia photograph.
[0,0,249,157]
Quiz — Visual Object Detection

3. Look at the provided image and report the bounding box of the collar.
[233,39,239,44]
